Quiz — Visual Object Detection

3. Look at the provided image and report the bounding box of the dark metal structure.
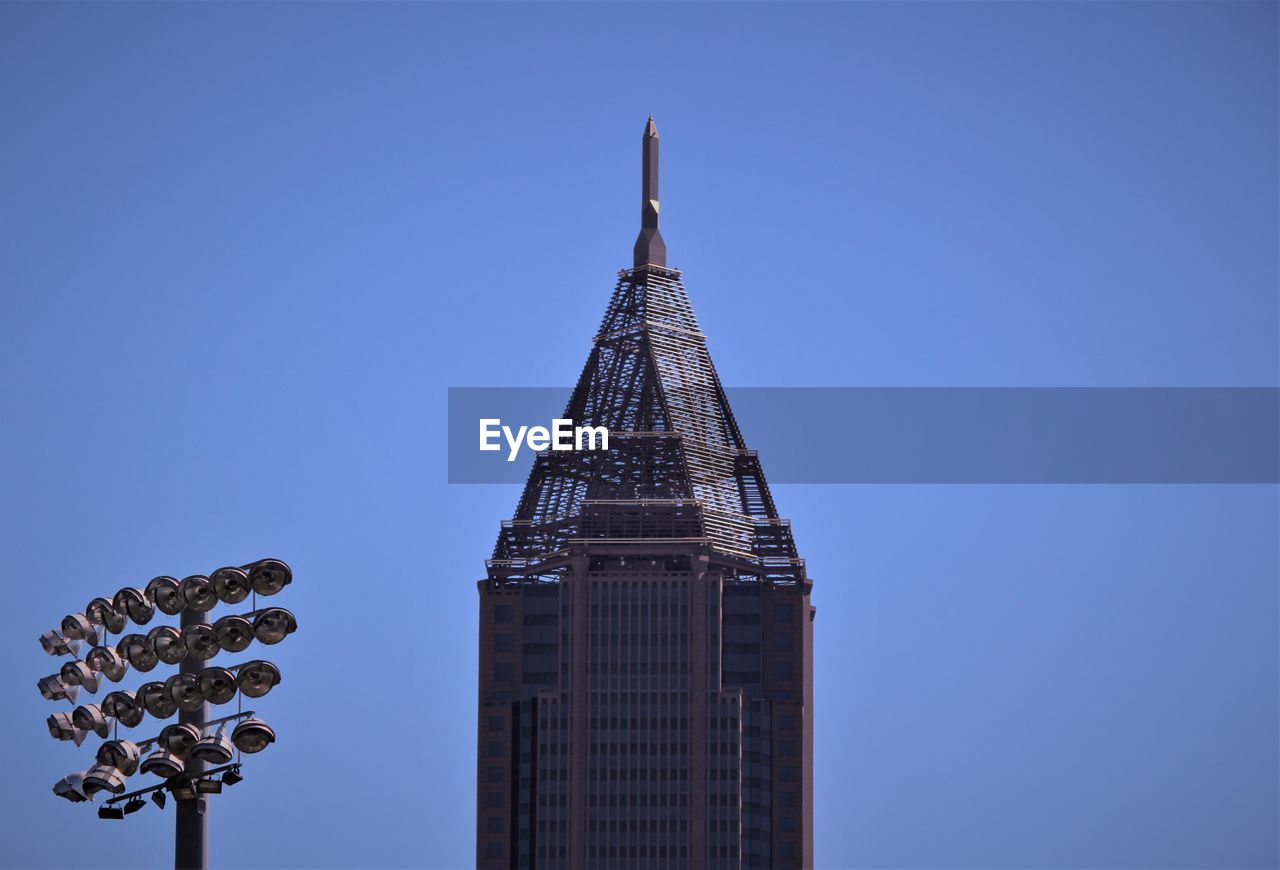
[477,119,815,868]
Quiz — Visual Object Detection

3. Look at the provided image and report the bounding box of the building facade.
[477,118,815,869]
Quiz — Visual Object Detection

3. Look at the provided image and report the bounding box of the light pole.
[38,558,296,870]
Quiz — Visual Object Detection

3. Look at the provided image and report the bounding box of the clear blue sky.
[1,2,1276,868]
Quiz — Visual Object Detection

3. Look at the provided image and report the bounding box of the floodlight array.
[38,558,295,818]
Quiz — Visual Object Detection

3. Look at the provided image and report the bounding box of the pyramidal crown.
[488,119,806,590]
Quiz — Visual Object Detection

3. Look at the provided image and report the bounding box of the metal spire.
[633,115,667,269]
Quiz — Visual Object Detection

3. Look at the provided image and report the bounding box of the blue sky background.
[1,2,1276,868]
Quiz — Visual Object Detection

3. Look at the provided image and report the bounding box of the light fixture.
[71,703,112,736]
[102,690,146,728]
[60,613,96,642]
[222,767,243,786]
[198,667,237,705]
[180,575,217,612]
[85,645,130,681]
[86,597,127,634]
[236,660,281,698]
[96,739,142,776]
[52,772,89,802]
[39,630,81,657]
[140,748,184,778]
[252,608,297,645]
[211,566,252,604]
[148,625,186,665]
[117,633,159,671]
[169,779,198,801]
[98,805,125,820]
[37,674,78,703]
[248,559,292,596]
[181,623,220,659]
[190,724,234,765]
[231,718,276,754]
[83,763,127,797]
[151,789,167,808]
[113,587,155,626]
[59,659,100,693]
[47,712,87,745]
[159,722,202,756]
[123,796,146,815]
[164,674,205,713]
[146,576,184,615]
[212,614,253,652]
[196,778,223,794]
[139,680,178,719]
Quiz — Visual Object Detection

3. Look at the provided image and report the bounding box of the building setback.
[477,118,815,869]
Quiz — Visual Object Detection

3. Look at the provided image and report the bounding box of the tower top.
[633,116,667,269]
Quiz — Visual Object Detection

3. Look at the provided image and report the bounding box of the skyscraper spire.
[633,115,667,268]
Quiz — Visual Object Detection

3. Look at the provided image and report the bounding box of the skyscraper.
[477,118,814,869]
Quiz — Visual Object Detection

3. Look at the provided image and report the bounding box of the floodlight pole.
[174,607,209,870]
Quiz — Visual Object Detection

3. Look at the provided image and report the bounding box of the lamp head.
[146,576,183,615]
[180,575,218,612]
[248,559,292,596]
[113,587,155,626]
[211,566,252,604]
[252,608,297,645]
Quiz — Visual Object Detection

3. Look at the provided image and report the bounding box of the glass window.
[494,633,513,652]
[494,604,513,624]
[494,662,513,681]
[488,716,503,732]
[774,632,793,651]
[773,604,791,622]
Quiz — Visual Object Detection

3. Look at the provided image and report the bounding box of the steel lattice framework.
[488,263,807,590]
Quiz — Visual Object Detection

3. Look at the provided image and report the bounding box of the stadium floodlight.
[86,597,127,634]
[140,748,184,779]
[86,645,130,681]
[53,772,89,802]
[165,674,206,713]
[212,615,253,653]
[210,567,252,604]
[47,712,88,745]
[60,613,96,642]
[236,660,281,699]
[181,623,220,660]
[102,690,146,728]
[198,667,237,705]
[146,576,184,615]
[159,723,203,757]
[59,660,100,693]
[39,630,82,657]
[83,763,127,797]
[96,739,143,776]
[40,555,294,868]
[180,575,218,612]
[113,587,155,626]
[71,703,113,736]
[139,680,178,719]
[148,625,186,665]
[251,608,297,645]
[190,724,234,766]
[168,779,197,801]
[118,633,159,671]
[248,559,291,596]
[38,674,78,703]
[230,718,276,754]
